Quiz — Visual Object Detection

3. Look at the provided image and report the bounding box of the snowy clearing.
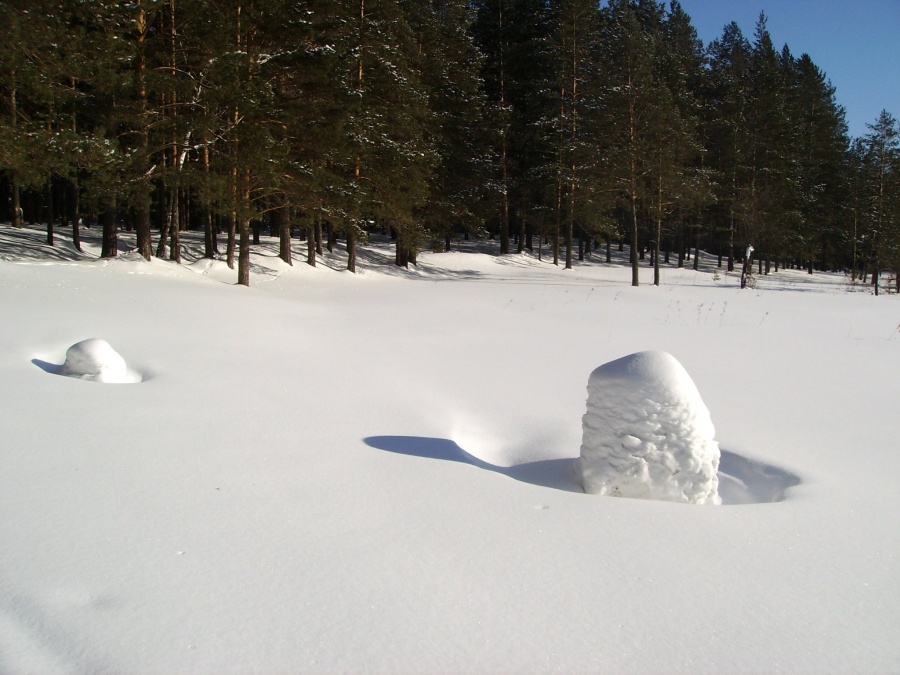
[1,224,898,673]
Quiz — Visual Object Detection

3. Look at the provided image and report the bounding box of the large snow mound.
[61,338,134,383]
[579,351,721,504]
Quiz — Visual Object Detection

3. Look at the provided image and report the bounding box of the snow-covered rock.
[579,351,720,504]
[62,338,130,383]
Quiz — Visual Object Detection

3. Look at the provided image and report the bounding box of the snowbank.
[61,338,132,383]
[579,351,720,504]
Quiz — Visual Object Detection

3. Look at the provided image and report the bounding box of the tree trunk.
[45,177,55,246]
[238,218,250,286]
[517,206,525,254]
[101,199,117,258]
[202,143,216,258]
[134,3,152,261]
[306,223,316,267]
[565,186,574,269]
[278,206,292,265]
[226,212,236,269]
[630,194,639,287]
[347,226,357,273]
[740,246,754,289]
[169,188,181,263]
[237,164,252,284]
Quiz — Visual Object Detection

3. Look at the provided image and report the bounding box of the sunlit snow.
[580,350,720,504]
[61,338,130,383]
[1,224,898,673]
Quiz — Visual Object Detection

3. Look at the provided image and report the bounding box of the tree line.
[1,0,898,289]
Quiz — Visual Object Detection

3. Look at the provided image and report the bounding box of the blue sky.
[676,0,900,139]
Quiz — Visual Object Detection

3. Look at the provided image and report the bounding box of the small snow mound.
[62,339,136,383]
[579,351,720,504]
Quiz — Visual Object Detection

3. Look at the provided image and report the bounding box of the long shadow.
[32,357,146,383]
[31,358,62,375]
[363,436,582,493]
[365,435,801,505]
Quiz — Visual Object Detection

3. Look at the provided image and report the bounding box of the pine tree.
[705,21,751,271]
[598,0,668,286]
[473,0,554,257]
[741,13,793,273]
[330,0,434,271]
[859,110,899,294]
[415,0,489,252]
[548,0,600,269]
[783,52,849,274]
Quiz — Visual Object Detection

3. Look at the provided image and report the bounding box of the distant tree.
[782,52,849,274]
[858,110,899,294]
[416,0,489,252]
[704,21,751,271]
[598,0,669,286]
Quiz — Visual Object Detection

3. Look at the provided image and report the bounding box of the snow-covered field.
[1,224,898,673]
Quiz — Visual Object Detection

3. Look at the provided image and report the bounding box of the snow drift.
[60,338,137,383]
[579,351,721,504]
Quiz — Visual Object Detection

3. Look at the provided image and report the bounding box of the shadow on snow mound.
[364,435,800,505]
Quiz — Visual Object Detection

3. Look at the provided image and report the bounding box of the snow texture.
[61,338,129,383]
[579,351,721,504]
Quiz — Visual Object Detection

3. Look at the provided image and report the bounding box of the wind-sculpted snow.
[579,351,720,504]
[34,338,143,383]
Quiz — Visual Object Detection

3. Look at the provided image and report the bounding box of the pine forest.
[1,0,898,290]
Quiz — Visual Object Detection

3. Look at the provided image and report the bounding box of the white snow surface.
[61,338,131,383]
[1,224,899,673]
[580,350,721,504]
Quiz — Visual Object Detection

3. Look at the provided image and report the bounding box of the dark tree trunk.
[275,206,292,265]
[45,177,55,246]
[631,196,639,287]
[347,227,357,273]
[156,189,171,259]
[740,247,754,289]
[238,218,250,286]
[565,195,574,269]
[11,173,22,228]
[71,179,83,252]
[226,212,236,269]
[136,197,152,260]
[306,223,316,267]
[100,200,117,258]
[517,206,525,254]
[203,209,216,259]
[169,188,181,263]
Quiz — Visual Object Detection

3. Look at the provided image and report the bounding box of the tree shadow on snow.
[364,436,800,505]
